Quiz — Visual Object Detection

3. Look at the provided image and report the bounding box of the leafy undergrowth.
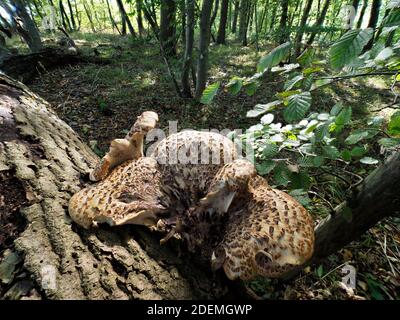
[28,33,400,300]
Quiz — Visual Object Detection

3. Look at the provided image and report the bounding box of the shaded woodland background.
[0,0,399,300]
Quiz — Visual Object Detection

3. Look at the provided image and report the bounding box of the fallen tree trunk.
[0,74,228,299]
[312,150,400,260]
[0,47,110,83]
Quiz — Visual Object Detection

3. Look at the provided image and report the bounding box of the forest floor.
[16,33,400,299]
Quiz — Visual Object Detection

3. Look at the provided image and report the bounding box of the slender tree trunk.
[116,0,137,37]
[278,0,289,44]
[306,0,331,47]
[216,0,229,44]
[160,0,177,57]
[67,0,76,31]
[59,0,73,32]
[293,0,314,58]
[136,0,145,37]
[210,0,220,29]
[32,0,43,19]
[364,0,382,50]
[182,0,195,98]
[269,1,278,32]
[231,0,240,34]
[83,0,96,33]
[195,0,214,100]
[105,0,121,35]
[259,0,269,34]
[356,0,367,28]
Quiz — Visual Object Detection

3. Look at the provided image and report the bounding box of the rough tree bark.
[0,74,228,299]
[306,0,331,47]
[278,0,290,44]
[293,0,314,58]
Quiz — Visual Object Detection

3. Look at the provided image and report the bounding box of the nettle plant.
[202,3,400,206]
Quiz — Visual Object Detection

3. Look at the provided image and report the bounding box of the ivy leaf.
[200,82,220,104]
[244,81,259,96]
[329,28,374,70]
[246,100,282,118]
[341,150,352,161]
[283,92,312,123]
[360,157,379,165]
[334,106,352,132]
[257,42,292,72]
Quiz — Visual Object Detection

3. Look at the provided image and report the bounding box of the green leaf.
[316,265,324,278]
[311,78,333,90]
[345,131,369,144]
[330,103,343,116]
[289,189,311,206]
[256,160,276,175]
[388,111,400,136]
[200,82,220,104]
[290,172,310,190]
[341,149,352,161]
[383,8,400,27]
[378,137,400,147]
[303,75,314,91]
[350,146,366,157]
[276,89,302,99]
[273,163,291,186]
[244,81,259,96]
[283,92,312,122]
[360,157,379,165]
[246,100,282,118]
[329,28,374,70]
[257,42,292,72]
[262,143,279,158]
[334,106,352,132]
[297,48,315,67]
[313,156,324,167]
[302,66,323,75]
[322,145,340,159]
[226,77,243,95]
[284,75,304,90]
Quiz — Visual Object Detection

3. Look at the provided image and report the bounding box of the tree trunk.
[6,0,43,52]
[313,151,400,260]
[364,0,382,50]
[216,0,229,44]
[136,0,145,37]
[210,0,220,29]
[293,0,314,58]
[105,0,121,35]
[231,0,240,33]
[59,0,73,32]
[306,0,331,47]
[356,0,367,28]
[116,0,137,37]
[182,0,195,98]
[238,0,250,45]
[160,0,177,57]
[278,0,290,44]
[67,0,77,31]
[0,74,228,300]
[83,0,96,33]
[195,0,214,100]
